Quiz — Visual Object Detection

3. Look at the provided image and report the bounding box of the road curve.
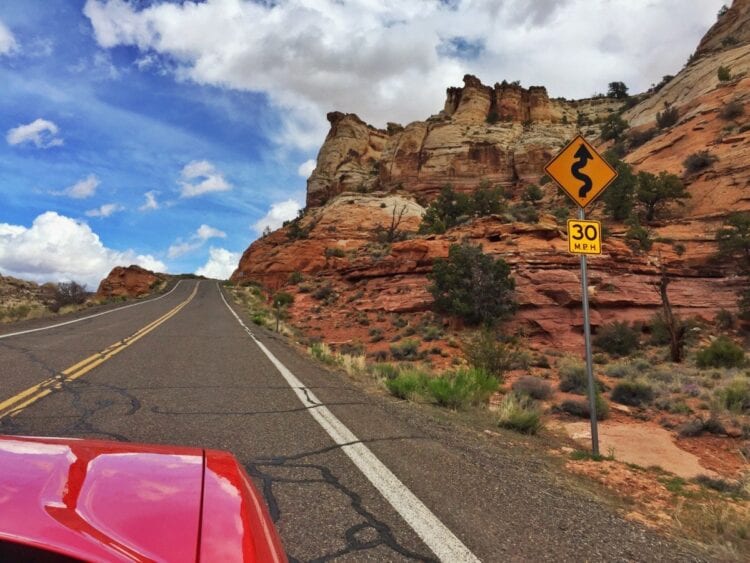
[0,280,703,561]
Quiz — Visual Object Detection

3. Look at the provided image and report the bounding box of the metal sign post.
[545,135,617,456]
[577,207,599,456]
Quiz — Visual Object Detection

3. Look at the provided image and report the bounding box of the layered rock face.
[96,265,165,299]
[234,5,750,353]
[306,75,620,207]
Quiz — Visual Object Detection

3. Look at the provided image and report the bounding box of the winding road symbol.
[544,134,618,209]
[572,144,594,199]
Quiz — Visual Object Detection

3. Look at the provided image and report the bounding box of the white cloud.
[84,0,724,150]
[0,211,165,287]
[52,174,100,199]
[297,159,316,178]
[85,203,123,218]
[195,247,240,280]
[252,198,302,235]
[167,223,226,258]
[0,19,17,56]
[6,118,64,148]
[196,224,226,240]
[139,190,159,211]
[178,159,231,198]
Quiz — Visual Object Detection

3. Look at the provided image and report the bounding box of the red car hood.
[0,435,285,562]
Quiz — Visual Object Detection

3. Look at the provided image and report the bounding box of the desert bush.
[418,185,473,234]
[523,184,544,202]
[715,309,735,330]
[593,321,639,357]
[512,376,553,400]
[309,342,337,365]
[683,151,718,174]
[324,247,346,258]
[560,393,609,420]
[390,339,420,361]
[600,113,629,141]
[696,336,745,369]
[611,379,655,406]
[604,362,635,378]
[312,284,335,302]
[52,281,87,311]
[716,378,750,412]
[288,271,304,285]
[369,328,384,343]
[426,368,499,409]
[420,325,442,342]
[509,202,539,224]
[370,363,401,380]
[497,393,543,434]
[558,359,587,394]
[428,242,516,326]
[656,103,679,129]
[462,330,516,378]
[251,311,267,326]
[719,100,745,120]
[627,127,657,148]
[385,369,429,400]
[717,65,732,81]
[625,222,653,251]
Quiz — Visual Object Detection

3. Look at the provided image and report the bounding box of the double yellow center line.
[0,283,199,420]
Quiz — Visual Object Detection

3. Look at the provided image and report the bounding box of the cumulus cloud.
[6,118,64,148]
[85,203,123,218]
[84,0,724,150]
[195,247,240,280]
[0,211,166,287]
[252,199,302,235]
[297,159,316,178]
[52,174,100,199]
[167,223,226,258]
[0,19,17,55]
[178,160,231,198]
[139,190,159,211]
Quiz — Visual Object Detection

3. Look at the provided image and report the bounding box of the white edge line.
[0,280,184,340]
[217,284,479,563]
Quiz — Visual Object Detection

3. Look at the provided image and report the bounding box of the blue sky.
[0,0,725,285]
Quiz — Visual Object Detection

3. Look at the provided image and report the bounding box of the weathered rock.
[695,0,750,57]
[96,265,165,299]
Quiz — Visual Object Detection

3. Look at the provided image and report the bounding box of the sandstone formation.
[306,75,620,207]
[694,0,750,57]
[96,265,165,299]
[233,1,750,355]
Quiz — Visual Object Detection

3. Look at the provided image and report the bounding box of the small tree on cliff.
[607,81,629,99]
[716,213,750,320]
[418,185,472,235]
[636,171,689,222]
[602,153,637,221]
[428,242,516,326]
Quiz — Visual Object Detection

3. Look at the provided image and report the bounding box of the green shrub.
[656,103,679,129]
[560,393,609,420]
[312,284,335,302]
[717,378,750,412]
[719,101,744,120]
[716,309,735,330]
[611,379,655,406]
[509,202,539,224]
[288,271,304,284]
[421,325,442,342]
[428,242,516,326]
[600,113,629,141]
[462,330,516,378]
[309,342,337,365]
[370,363,401,380]
[593,321,639,357]
[696,336,745,368]
[497,393,543,434]
[418,185,473,234]
[426,368,499,409]
[369,328,384,343]
[251,311,267,326]
[385,370,429,400]
[558,359,587,394]
[390,339,421,361]
[604,362,635,378]
[625,222,653,251]
[523,184,543,202]
[717,66,732,81]
[512,376,553,400]
[324,247,346,258]
[683,151,718,174]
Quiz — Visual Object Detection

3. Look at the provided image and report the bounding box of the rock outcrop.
[305,75,620,207]
[233,4,750,355]
[96,265,165,299]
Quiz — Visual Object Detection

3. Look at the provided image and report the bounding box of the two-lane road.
[0,280,701,561]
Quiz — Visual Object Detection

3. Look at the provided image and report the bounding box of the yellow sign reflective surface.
[567,219,602,255]
[545,135,618,209]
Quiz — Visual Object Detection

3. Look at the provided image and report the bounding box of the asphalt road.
[0,280,704,562]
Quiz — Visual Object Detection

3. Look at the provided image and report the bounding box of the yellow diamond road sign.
[567,219,602,255]
[545,135,618,209]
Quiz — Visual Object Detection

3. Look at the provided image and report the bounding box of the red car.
[0,435,286,562]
